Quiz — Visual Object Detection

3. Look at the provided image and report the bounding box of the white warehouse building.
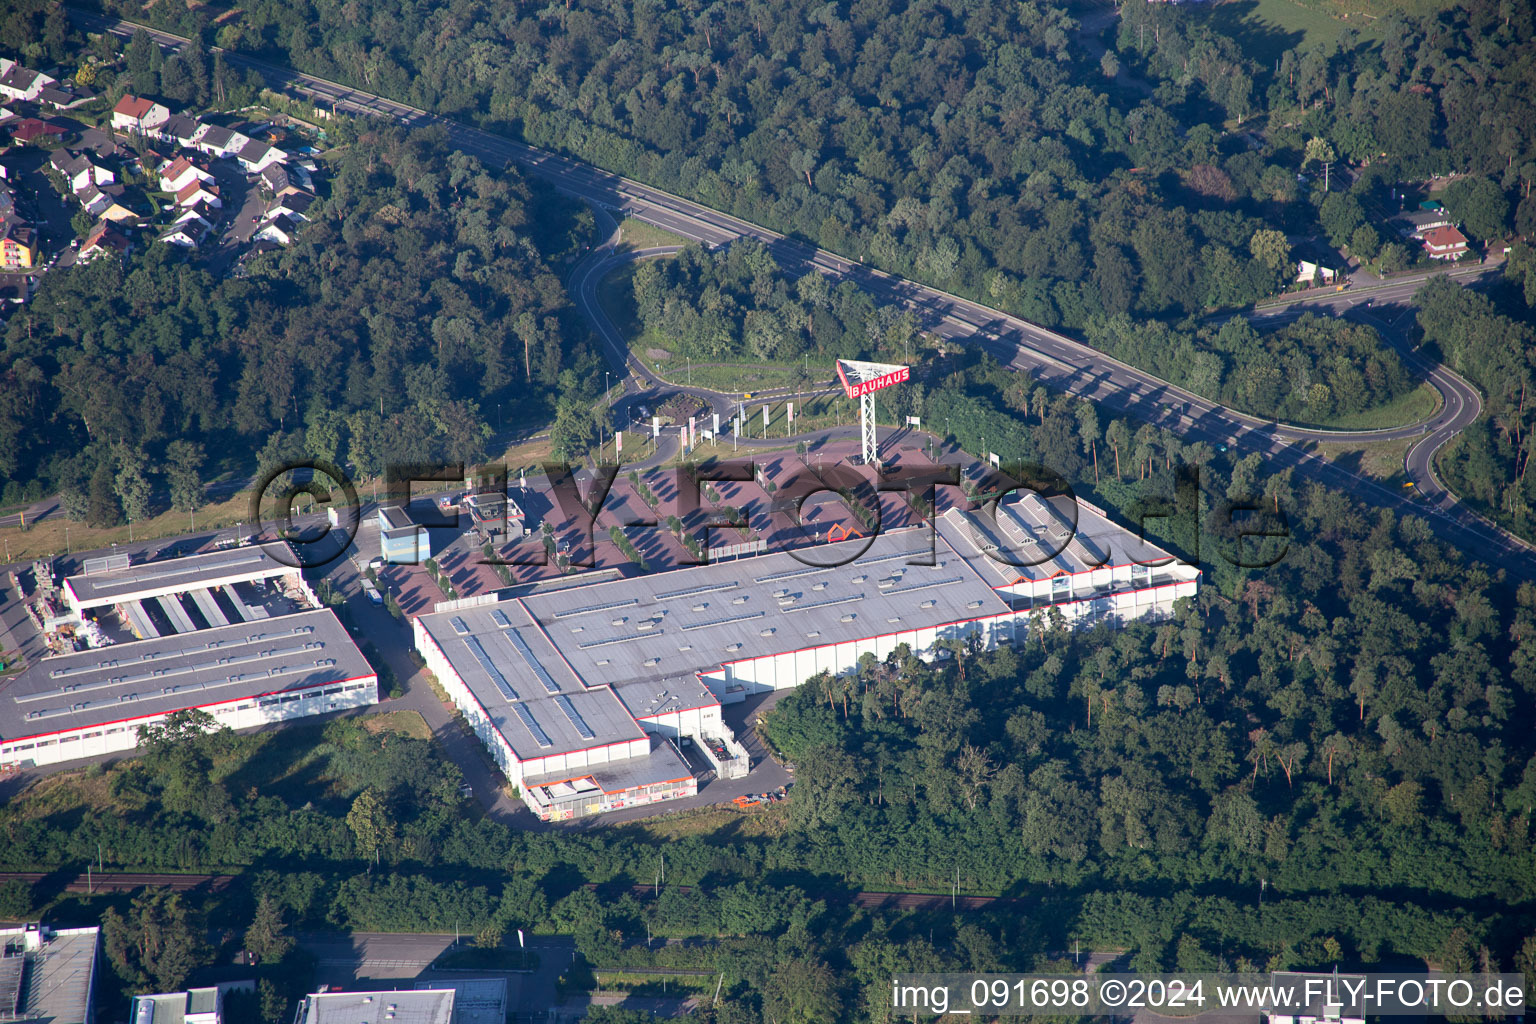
[414,495,1197,821]
[1,547,378,770]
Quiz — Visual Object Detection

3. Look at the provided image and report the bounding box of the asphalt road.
[64,8,1536,577]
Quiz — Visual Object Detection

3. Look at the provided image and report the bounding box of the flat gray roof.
[299,990,454,1024]
[418,527,1012,758]
[379,506,412,530]
[937,500,1180,585]
[614,675,718,720]
[411,979,503,1024]
[0,926,98,1024]
[0,609,372,743]
[417,602,644,759]
[64,545,295,609]
[522,736,691,794]
[518,525,1010,687]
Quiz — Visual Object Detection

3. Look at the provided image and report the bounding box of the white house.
[0,62,55,102]
[111,94,170,134]
[194,124,250,159]
[175,178,221,209]
[254,213,298,245]
[235,138,287,174]
[51,151,115,194]
[159,221,207,248]
[153,113,202,149]
[159,155,215,194]
[1295,260,1339,285]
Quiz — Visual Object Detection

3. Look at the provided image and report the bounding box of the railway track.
[0,871,236,893]
[0,871,993,908]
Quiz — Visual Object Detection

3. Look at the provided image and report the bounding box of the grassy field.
[615,217,689,251]
[596,262,822,396]
[0,486,266,565]
[1307,435,1415,484]
[1309,382,1441,431]
[362,710,432,740]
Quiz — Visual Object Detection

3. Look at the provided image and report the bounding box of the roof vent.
[806,630,821,639]
[611,617,626,626]
[760,628,775,636]
[840,613,856,622]
[725,643,742,652]
[920,599,936,609]
[691,604,707,612]
[732,596,748,604]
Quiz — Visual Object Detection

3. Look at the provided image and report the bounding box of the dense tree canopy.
[91,0,1535,337]
[0,127,595,505]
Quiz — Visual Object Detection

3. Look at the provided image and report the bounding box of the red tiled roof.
[11,118,63,141]
[113,94,155,119]
[1422,225,1469,250]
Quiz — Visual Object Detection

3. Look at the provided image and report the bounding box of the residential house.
[259,163,309,198]
[79,183,136,223]
[159,154,215,194]
[194,123,249,159]
[1295,260,1339,286]
[1421,224,1470,260]
[0,273,27,304]
[235,138,287,174]
[1394,207,1452,239]
[159,219,208,247]
[175,178,221,209]
[10,118,65,143]
[78,221,131,263]
[254,213,298,245]
[154,113,201,149]
[264,191,312,222]
[0,62,55,102]
[0,106,15,125]
[111,94,170,134]
[0,216,35,269]
[37,84,94,110]
[173,206,214,233]
[51,150,115,193]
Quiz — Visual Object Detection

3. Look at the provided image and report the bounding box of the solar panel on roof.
[505,628,562,694]
[680,610,765,631]
[553,694,596,740]
[654,581,738,601]
[853,547,930,566]
[451,617,470,635]
[576,631,655,650]
[552,597,639,619]
[886,575,965,596]
[780,593,863,614]
[513,703,553,746]
[752,566,826,585]
[463,635,518,700]
[490,609,512,628]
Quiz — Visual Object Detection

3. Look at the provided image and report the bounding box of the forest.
[1415,247,1536,539]
[7,340,1536,1023]
[1083,311,1415,423]
[7,428,1536,1021]
[57,0,1536,333]
[626,241,1415,425]
[0,126,598,514]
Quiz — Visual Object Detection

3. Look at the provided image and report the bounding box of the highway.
[66,9,1536,576]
